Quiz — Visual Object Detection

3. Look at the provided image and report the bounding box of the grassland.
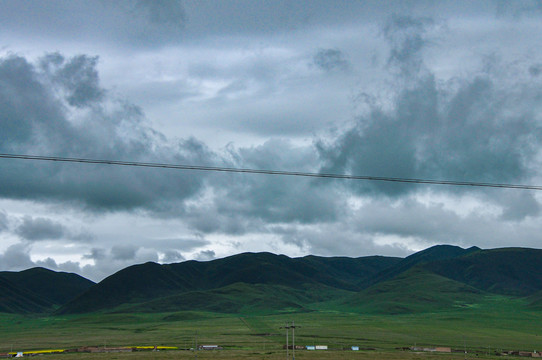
[1,295,541,359]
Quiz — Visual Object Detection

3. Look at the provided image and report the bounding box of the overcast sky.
[1,0,542,281]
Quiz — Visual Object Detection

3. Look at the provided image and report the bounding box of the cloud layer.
[1,1,542,281]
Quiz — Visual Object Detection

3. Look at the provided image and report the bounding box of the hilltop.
[2,245,542,316]
[0,267,94,313]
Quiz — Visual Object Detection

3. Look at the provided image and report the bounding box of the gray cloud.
[0,53,214,213]
[318,16,542,202]
[154,237,209,252]
[0,242,159,282]
[0,211,7,232]
[499,191,541,221]
[83,248,106,261]
[40,53,104,107]
[351,196,542,250]
[195,249,215,261]
[0,0,186,48]
[2,2,542,281]
[31,257,83,275]
[15,216,66,241]
[162,250,184,263]
[133,0,186,27]
[111,245,138,260]
[35,257,60,270]
[183,139,345,235]
[78,246,159,280]
[273,222,413,258]
[0,244,35,270]
[383,15,435,77]
[313,48,350,72]
[496,0,542,17]
[529,64,542,77]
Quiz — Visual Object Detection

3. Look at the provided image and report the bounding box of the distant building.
[411,346,451,353]
[198,345,222,350]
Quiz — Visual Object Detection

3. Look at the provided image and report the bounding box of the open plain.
[2,295,541,359]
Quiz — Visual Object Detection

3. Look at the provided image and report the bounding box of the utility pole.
[286,322,289,360]
[280,321,299,360]
[292,320,296,360]
[281,322,290,360]
[463,335,467,360]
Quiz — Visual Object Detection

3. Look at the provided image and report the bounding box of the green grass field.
[1,295,541,359]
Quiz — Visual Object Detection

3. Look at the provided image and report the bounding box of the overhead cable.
[0,153,541,191]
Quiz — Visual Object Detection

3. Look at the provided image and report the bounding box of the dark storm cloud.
[318,16,542,199]
[40,53,104,107]
[313,48,350,72]
[15,216,66,241]
[0,53,214,212]
[185,139,344,235]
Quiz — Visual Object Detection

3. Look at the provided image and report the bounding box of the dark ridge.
[7,246,542,316]
[57,252,400,314]
[422,247,542,296]
[0,276,54,313]
[0,267,94,313]
[343,267,485,314]
[0,267,94,305]
[359,244,480,288]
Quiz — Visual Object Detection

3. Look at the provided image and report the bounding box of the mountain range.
[1,245,541,315]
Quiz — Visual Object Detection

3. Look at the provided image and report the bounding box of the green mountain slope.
[0,268,93,313]
[422,247,542,296]
[526,290,542,310]
[117,282,351,314]
[58,252,399,314]
[360,244,480,288]
[0,267,94,305]
[0,276,53,313]
[343,267,486,314]
[7,246,542,316]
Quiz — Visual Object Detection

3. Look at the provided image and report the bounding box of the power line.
[0,152,541,191]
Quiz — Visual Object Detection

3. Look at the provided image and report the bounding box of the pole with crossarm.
[280,322,290,359]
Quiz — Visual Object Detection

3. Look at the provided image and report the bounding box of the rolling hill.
[342,267,486,314]
[0,267,94,313]
[116,282,352,314]
[420,247,542,296]
[358,244,481,288]
[0,276,53,313]
[3,245,542,316]
[57,252,400,314]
